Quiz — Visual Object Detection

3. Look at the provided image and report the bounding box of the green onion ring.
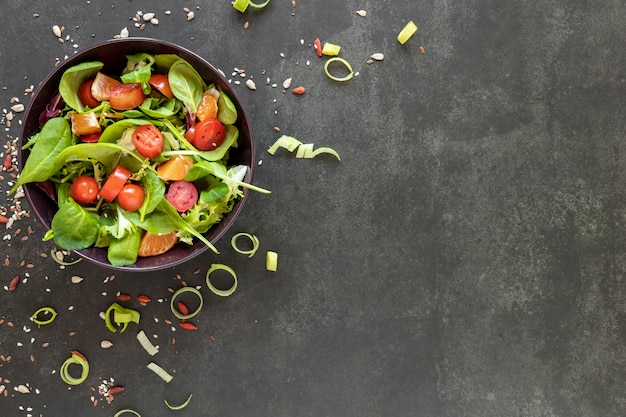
[232,0,270,13]
[105,303,140,333]
[50,248,82,266]
[170,287,204,320]
[32,306,57,325]
[231,232,260,258]
[60,351,89,385]
[113,410,142,417]
[165,393,193,410]
[324,57,354,82]
[206,263,238,297]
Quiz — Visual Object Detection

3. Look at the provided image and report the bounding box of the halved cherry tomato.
[91,72,122,101]
[189,118,226,151]
[100,165,131,202]
[109,83,146,111]
[80,132,101,143]
[149,74,174,99]
[78,79,100,108]
[70,176,99,205]
[185,124,196,142]
[132,124,164,159]
[117,184,146,212]
[166,181,198,212]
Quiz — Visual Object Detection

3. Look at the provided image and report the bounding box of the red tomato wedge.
[70,176,99,205]
[117,184,146,212]
[189,118,226,151]
[100,165,131,202]
[78,79,100,108]
[91,72,122,101]
[132,124,164,159]
[166,181,198,212]
[109,83,146,111]
[80,132,101,143]
[148,74,174,99]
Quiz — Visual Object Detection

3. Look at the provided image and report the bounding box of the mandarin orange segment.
[196,93,218,121]
[91,72,122,101]
[138,231,178,257]
[157,155,194,181]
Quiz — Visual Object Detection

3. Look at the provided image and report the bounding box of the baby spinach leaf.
[217,91,237,125]
[107,224,141,266]
[125,207,178,235]
[139,169,165,221]
[56,143,124,174]
[154,54,182,73]
[200,182,229,203]
[11,117,73,193]
[197,124,239,161]
[168,59,203,113]
[51,198,99,250]
[121,65,152,84]
[139,97,180,118]
[99,119,151,143]
[59,61,104,112]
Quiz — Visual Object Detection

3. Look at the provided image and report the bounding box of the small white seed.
[187,11,195,21]
[120,27,129,38]
[370,53,384,61]
[52,25,62,38]
[100,340,113,349]
[71,275,83,284]
[10,104,24,113]
[282,77,292,89]
[17,384,30,394]
[356,10,367,17]
[245,79,256,90]
[150,18,159,25]
[142,12,155,21]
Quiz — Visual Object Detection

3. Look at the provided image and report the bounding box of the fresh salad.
[12,52,268,266]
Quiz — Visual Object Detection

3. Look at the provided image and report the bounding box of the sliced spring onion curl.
[147,361,173,383]
[206,263,238,297]
[397,20,418,45]
[231,232,260,258]
[105,302,140,333]
[266,251,278,272]
[32,306,57,325]
[113,409,142,417]
[322,42,341,56]
[232,0,270,13]
[60,351,89,385]
[50,248,82,266]
[165,393,193,410]
[324,57,354,82]
[170,286,204,320]
[136,330,159,356]
[268,135,341,161]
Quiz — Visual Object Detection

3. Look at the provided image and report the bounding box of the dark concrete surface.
[0,1,624,416]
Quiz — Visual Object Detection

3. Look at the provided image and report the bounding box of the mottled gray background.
[0,1,624,416]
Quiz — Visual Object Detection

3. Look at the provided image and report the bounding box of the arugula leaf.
[11,117,73,193]
[59,61,104,112]
[50,197,99,250]
[168,59,204,113]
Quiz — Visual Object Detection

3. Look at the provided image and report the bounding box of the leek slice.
[147,361,173,383]
[231,232,260,258]
[60,351,89,385]
[397,21,418,45]
[232,0,270,13]
[206,263,238,297]
[50,248,83,266]
[322,42,341,56]
[105,302,140,333]
[324,57,354,82]
[32,306,57,325]
[114,409,142,417]
[266,251,278,271]
[136,330,159,356]
[170,286,204,320]
[165,393,193,410]
[268,135,302,155]
[268,136,341,160]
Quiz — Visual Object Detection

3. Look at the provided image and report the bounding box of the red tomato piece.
[80,132,101,143]
[117,184,146,212]
[166,181,198,212]
[109,83,146,111]
[189,118,226,151]
[100,165,131,202]
[70,176,99,205]
[132,124,164,159]
[78,79,100,108]
[148,74,174,99]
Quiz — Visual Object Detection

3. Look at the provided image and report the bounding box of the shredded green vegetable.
[105,302,140,333]
[266,251,278,272]
[136,330,159,356]
[323,57,354,82]
[231,232,260,258]
[232,0,270,13]
[170,286,204,320]
[32,306,57,325]
[206,263,238,297]
[50,248,83,266]
[268,135,341,160]
[165,393,193,410]
[60,351,89,385]
[113,409,142,417]
[397,20,418,45]
[147,361,173,383]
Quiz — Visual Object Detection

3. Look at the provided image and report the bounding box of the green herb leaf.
[59,61,104,112]
[51,198,99,250]
[168,59,204,113]
[217,91,237,125]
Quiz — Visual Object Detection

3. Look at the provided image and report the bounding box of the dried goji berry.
[116,294,131,303]
[108,386,124,395]
[177,301,190,316]
[3,154,11,171]
[136,295,151,304]
[314,38,322,57]
[8,276,19,291]
[0,215,9,224]
[292,86,306,95]
[179,322,197,331]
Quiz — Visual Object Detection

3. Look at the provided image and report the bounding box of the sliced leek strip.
[206,263,238,297]
[231,232,260,258]
[397,21,418,45]
[147,361,173,383]
[324,57,354,82]
[60,351,89,385]
[136,330,159,356]
[32,306,57,325]
[170,286,204,320]
[165,393,193,410]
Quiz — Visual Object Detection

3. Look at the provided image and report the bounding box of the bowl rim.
[18,37,255,272]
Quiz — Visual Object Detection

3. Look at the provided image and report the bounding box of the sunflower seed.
[356,10,367,17]
[100,340,113,349]
[71,275,83,284]
[245,79,256,90]
[282,77,292,89]
[143,12,155,21]
[370,53,384,61]
[52,25,62,38]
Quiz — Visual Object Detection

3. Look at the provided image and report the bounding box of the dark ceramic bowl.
[18,38,254,271]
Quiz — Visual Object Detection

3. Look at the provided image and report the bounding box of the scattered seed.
[29,355,35,362]
[136,295,151,304]
[10,104,24,113]
[356,10,367,17]
[143,12,155,21]
[244,21,249,30]
[292,0,296,7]
[100,340,113,349]
[187,11,195,21]
[366,59,374,65]
[8,276,19,291]
[245,79,256,90]
[419,46,426,54]
[71,275,83,284]
[370,53,384,61]
[282,78,293,89]
[17,384,30,394]
[52,25,62,38]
